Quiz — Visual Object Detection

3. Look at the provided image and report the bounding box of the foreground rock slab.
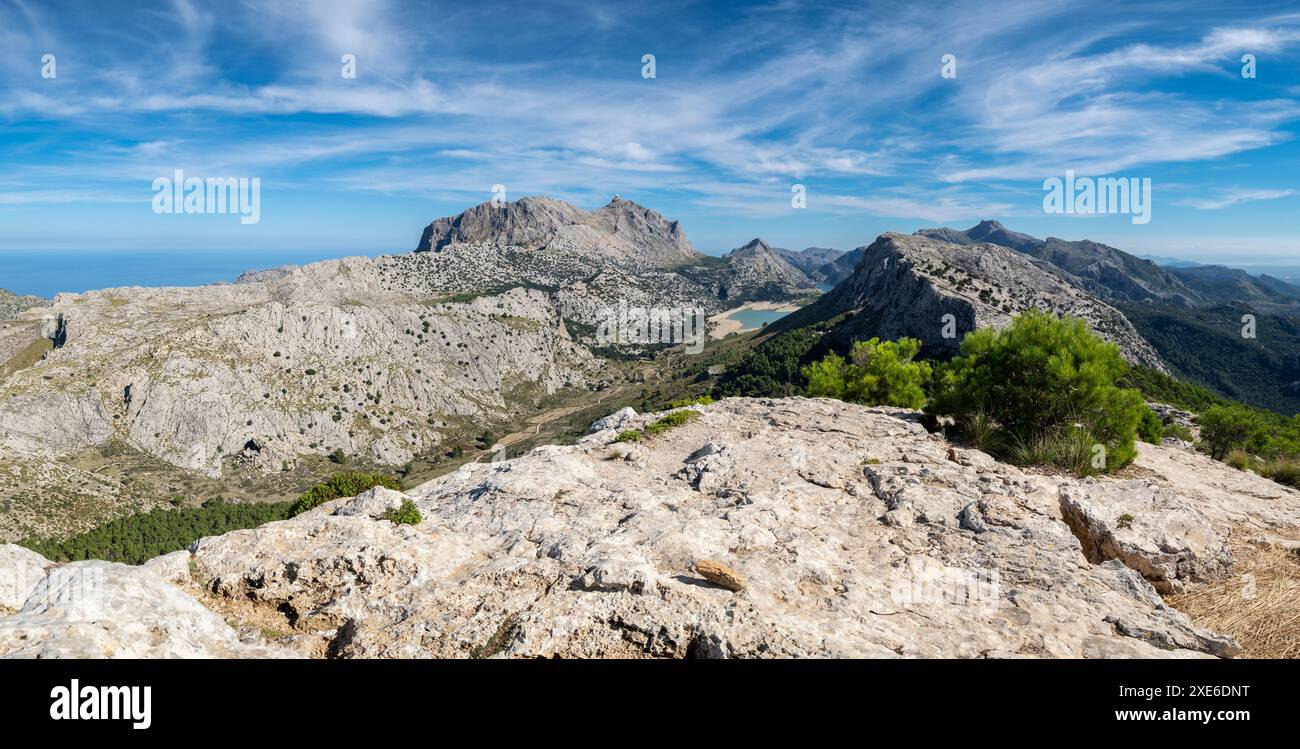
[1060,480,1232,593]
[6,397,1289,659]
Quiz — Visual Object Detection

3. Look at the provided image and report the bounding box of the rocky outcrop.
[784,233,1167,370]
[0,288,48,321]
[416,196,702,270]
[0,544,54,614]
[6,397,1288,659]
[0,549,289,657]
[1060,480,1233,593]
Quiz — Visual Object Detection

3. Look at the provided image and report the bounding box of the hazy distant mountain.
[1140,254,1204,269]
[1173,265,1300,309]
[724,239,817,290]
[918,221,1300,314]
[917,219,1043,254]
[769,246,846,284]
[918,221,1196,306]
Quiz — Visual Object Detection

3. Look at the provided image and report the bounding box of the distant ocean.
[0,249,387,298]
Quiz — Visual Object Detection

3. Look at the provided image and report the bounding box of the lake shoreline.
[708,300,803,339]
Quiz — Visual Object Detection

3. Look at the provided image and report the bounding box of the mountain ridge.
[782,232,1168,371]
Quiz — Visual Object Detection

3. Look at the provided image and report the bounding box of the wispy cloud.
[1,0,1299,254]
[1176,187,1295,210]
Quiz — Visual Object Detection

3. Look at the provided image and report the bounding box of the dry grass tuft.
[1167,538,1300,659]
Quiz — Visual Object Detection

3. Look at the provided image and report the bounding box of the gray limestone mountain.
[714,239,819,299]
[781,233,1168,371]
[417,196,701,271]
[0,259,598,483]
[415,196,819,304]
[5,396,1296,658]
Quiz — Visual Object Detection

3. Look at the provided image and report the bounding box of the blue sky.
[1,0,1298,262]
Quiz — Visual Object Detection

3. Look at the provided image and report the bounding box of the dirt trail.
[490,384,629,450]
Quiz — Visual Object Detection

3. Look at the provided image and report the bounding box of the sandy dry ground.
[708,301,802,339]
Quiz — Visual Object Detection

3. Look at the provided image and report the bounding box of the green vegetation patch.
[644,409,700,437]
[20,500,294,564]
[289,471,403,516]
[803,337,931,409]
[383,498,422,525]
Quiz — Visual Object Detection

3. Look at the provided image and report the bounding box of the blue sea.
[0,249,387,298]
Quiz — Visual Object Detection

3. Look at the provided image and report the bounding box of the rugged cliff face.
[413,197,820,304]
[6,397,1295,659]
[786,233,1168,371]
[416,196,702,270]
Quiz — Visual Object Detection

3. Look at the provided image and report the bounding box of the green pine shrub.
[803,337,931,409]
[928,309,1146,473]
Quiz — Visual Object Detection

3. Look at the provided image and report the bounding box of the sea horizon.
[0,248,392,298]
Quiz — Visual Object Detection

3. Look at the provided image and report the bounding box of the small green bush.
[1116,513,1135,530]
[290,472,402,516]
[645,409,700,437]
[614,429,643,443]
[1138,408,1164,445]
[803,337,931,409]
[668,395,714,409]
[1198,405,1266,460]
[1225,449,1253,471]
[1164,422,1194,442]
[928,310,1146,473]
[383,499,422,525]
[1261,459,1300,489]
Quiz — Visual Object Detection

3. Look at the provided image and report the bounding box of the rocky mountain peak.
[416,195,701,269]
[731,238,773,256]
